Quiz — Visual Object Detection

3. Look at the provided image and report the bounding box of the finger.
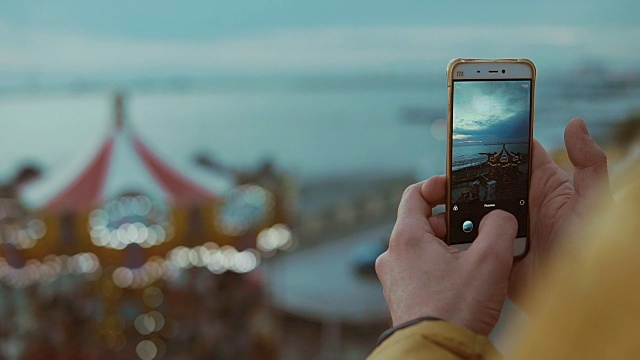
[564,118,610,198]
[421,175,446,207]
[422,175,447,239]
[465,210,517,271]
[531,138,554,172]
[374,251,389,283]
[394,182,435,237]
[428,212,447,239]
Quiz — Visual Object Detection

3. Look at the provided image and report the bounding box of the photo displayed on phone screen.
[450,80,531,244]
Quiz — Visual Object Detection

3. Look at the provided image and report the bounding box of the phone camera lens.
[501,69,506,74]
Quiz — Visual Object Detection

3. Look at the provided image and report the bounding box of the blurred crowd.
[0,270,278,360]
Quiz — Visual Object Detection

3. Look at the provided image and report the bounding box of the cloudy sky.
[1,0,639,87]
[453,80,531,144]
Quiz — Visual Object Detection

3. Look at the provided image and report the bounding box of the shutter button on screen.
[462,220,473,233]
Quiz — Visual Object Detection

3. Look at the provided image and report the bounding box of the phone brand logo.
[456,71,464,77]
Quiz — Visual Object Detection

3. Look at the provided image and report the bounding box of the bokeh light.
[89,195,173,249]
[136,340,157,360]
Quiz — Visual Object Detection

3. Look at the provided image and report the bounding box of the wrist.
[369,320,500,360]
[377,316,442,346]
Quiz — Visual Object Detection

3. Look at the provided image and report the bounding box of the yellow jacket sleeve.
[507,181,640,359]
[367,320,501,360]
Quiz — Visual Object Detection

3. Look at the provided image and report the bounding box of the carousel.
[453,143,528,203]
[0,94,294,359]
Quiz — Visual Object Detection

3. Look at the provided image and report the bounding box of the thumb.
[564,118,610,199]
[466,210,518,271]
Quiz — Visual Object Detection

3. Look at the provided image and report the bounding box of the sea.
[1,72,639,195]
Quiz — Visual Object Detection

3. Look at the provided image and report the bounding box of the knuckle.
[374,252,388,278]
[388,227,418,251]
[401,183,420,200]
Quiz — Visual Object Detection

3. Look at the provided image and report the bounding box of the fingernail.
[580,119,590,136]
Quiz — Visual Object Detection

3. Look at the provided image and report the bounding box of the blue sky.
[1,1,639,85]
[4,0,639,37]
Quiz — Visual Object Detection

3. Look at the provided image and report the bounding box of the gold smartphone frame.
[445,58,536,258]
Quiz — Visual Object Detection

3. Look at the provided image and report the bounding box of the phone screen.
[449,79,532,244]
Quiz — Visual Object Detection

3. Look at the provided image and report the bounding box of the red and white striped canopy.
[27,102,224,213]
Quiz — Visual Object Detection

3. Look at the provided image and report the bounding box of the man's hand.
[375,118,611,335]
[375,179,518,336]
[509,118,611,306]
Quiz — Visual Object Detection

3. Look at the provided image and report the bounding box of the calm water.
[1,73,639,205]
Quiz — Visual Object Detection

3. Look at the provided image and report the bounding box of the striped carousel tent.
[44,94,217,213]
[0,94,289,288]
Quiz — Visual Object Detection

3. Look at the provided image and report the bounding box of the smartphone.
[446,59,535,257]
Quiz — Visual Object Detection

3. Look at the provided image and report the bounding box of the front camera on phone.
[501,69,506,74]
